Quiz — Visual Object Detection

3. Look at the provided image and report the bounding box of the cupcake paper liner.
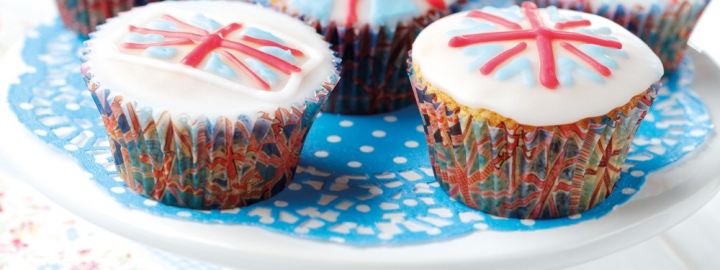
[409,63,657,219]
[513,0,711,72]
[56,0,160,37]
[81,58,340,210]
[274,4,463,114]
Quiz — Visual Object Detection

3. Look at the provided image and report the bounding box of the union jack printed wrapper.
[56,0,161,37]
[408,62,658,219]
[511,0,711,72]
[269,2,465,114]
[81,59,340,210]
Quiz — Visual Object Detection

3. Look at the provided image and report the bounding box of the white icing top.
[412,5,663,126]
[84,1,336,117]
[273,0,457,28]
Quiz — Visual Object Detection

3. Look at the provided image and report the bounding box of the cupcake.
[409,2,662,219]
[56,0,161,37]
[505,0,711,71]
[56,0,257,37]
[266,0,465,114]
[82,1,339,209]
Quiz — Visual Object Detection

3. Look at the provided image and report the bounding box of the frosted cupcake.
[82,1,339,209]
[409,3,662,219]
[56,0,162,36]
[56,0,257,37]
[265,0,464,114]
[506,0,711,71]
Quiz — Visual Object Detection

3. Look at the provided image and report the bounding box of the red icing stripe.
[129,25,203,40]
[241,36,305,57]
[221,40,301,74]
[561,42,612,77]
[522,2,543,27]
[449,30,535,47]
[181,23,243,67]
[467,10,522,30]
[220,51,271,91]
[122,39,194,49]
[549,31,622,49]
[182,34,224,67]
[217,23,244,37]
[522,1,559,89]
[480,42,527,75]
[161,14,210,34]
[346,0,359,26]
[426,0,447,10]
[555,19,591,29]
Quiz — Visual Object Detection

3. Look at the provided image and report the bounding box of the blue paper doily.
[7,20,713,245]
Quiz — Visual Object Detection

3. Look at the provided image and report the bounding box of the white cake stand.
[1,38,720,269]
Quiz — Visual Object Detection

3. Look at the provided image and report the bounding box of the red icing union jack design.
[121,14,306,91]
[449,2,623,89]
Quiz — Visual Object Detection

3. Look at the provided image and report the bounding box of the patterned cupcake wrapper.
[514,0,711,72]
[80,59,340,210]
[408,62,657,219]
[56,0,160,37]
[596,0,709,71]
[274,4,463,114]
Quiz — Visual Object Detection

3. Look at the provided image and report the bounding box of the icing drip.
[448,2,623,89]
[120,13,306,91]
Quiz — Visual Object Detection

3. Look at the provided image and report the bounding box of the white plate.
[1,45,720,270]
